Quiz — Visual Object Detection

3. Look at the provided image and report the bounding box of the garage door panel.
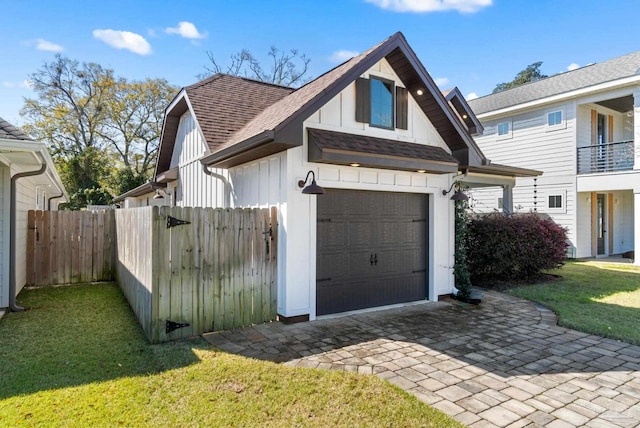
[317,189,429,315]
[347,221,373,248]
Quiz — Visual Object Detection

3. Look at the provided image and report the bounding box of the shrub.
[467,212,568,283]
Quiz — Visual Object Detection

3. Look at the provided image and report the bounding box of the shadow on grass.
[0,283,209,400]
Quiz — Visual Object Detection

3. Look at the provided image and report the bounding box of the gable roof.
[444,87,484,135]
[199,31,488,169]
[468,50,640,116]
[155,75,293,176]
[0,117,31,141]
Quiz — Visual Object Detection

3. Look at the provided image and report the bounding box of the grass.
[0,283,461,427]
[506,260,640,344]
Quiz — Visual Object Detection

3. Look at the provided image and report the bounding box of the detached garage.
[316,189,427,315]
[146,32,538,324]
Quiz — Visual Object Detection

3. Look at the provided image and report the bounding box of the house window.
[370,77,394,129]
[548,110,562,127]
[355,76,408,130]
[497,197,504,210]
[548,195,562,209]
[497,122,510,136]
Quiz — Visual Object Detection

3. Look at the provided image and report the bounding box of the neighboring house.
[120,32,537,320]
[0,118,67,312]
[468,51,640,261]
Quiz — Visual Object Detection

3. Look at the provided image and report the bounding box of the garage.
[316,189,428,315]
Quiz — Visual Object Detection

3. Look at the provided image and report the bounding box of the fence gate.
[26,210,115,286]
[116,206,278,343]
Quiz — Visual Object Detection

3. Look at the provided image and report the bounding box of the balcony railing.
[577,140,634,174]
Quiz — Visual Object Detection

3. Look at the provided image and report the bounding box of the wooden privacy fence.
[115,206,278,343]
[26,210,115,286]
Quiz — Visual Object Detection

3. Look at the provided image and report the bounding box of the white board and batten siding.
[472,101,578,249]
[269,57,457,320]
[170,111,231,209]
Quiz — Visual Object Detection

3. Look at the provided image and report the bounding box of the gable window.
[355,76,408,130]
[497,121,511,136]
[370,77,394,129]
[548,110,562,127]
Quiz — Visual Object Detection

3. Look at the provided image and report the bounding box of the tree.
[21,54,115,158]
[21,55,177,208]
[199,46,311,87]
[492,62,548,94]
[100,77,178,180]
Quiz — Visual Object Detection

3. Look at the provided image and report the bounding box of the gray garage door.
[316,189,428,315]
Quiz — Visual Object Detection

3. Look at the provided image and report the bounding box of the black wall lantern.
[298,170,325,195]
[442,181,468,201]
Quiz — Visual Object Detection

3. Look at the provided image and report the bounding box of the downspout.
[9,156,47,312]
[202,164,231,208]
[47,193,64,211]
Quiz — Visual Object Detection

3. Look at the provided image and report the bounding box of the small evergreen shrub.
[467,212,568,283]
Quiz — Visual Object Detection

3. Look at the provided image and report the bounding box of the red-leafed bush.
[466,212,568,283]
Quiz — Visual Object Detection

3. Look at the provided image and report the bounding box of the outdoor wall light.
[153,189,165,199]
[442,181,468,201]
[298,170,325,195]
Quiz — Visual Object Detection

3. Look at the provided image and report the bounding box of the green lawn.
[0,283,461,427]
[507,260,640,344]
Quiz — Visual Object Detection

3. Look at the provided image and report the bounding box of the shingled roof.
[468,50,640,115]
[185,75,294,151]
[156,32,488,175]
[155,75,293,175]
[0,117,31,141]
[200,32,487,169]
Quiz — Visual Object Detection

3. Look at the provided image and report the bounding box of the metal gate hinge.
[167,216,191,228]
[166,320,190,334]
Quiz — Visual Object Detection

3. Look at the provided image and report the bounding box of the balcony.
[577,140,634,175]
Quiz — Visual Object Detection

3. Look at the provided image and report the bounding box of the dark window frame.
[369,76,395,130]
[548,194,563,209]
[355,76,408,130]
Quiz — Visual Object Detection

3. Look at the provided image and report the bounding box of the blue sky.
[2,0,640,126]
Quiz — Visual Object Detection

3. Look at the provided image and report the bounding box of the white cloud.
[165,21,206,39]
[567,62,580,71]
[21,80,34,90]
[36,38,64,52]
[434,77,449,87]
[329,50,359,63]
[365,0,492,13]
[93,29,152,55]
[466,92,479,100]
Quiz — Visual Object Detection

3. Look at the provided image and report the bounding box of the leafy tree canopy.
[21,55,178,209]
[199,46,311,87]
[492,62,548,94]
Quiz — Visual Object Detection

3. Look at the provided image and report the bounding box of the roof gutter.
[9,154,47,312]
[200,130,275,166]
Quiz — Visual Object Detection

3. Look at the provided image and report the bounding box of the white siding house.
[0,118,67,312]
[127,32,537,321]
[468,51,640,261]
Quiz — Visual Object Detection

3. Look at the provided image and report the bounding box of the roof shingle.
[0,117,31,141]
[185,74,294,152]
[468,50,640,115]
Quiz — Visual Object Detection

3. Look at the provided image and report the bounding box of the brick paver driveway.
[203,291,640,427]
